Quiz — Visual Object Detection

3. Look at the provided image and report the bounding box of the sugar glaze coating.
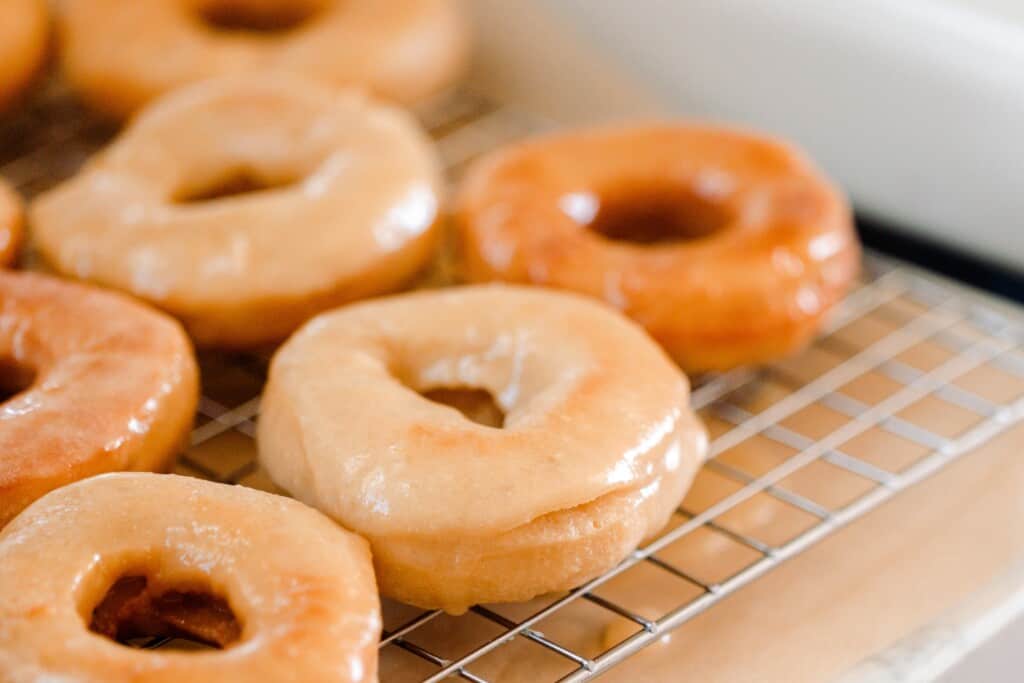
[456,124,860,371]
[0,473,381,682]
[0,272,198,527]
[58,0,470,118]
[259,285,707,612]
[32,76,445,348]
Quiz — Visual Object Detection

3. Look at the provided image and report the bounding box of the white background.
[543,0,1024,272]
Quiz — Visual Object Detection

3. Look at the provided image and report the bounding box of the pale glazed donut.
[259,285,708,613]
[0,181,25,265]
[31,75,444,348]
[58,0,470,119]
[0,272,198,527]
[0,473,381,682]
[456,124,861,372]
[0,0,48,110]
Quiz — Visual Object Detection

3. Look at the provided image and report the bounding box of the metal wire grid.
[4,80,1024,682]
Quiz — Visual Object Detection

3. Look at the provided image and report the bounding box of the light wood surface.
[608,421,1024,681]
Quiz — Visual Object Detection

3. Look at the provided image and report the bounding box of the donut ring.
[58,0,470,119]
[455,124,860,372]
[0,181,25,266]
[259,285,707,613]
[0,272,198,527]
[0,0,48,110]
[31,76,444,348]
[0,473,381,682]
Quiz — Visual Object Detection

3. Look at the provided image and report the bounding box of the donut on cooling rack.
[0,0,48,110]
[31,75,445,348]
[0,181,25,266]
[0,473,380,682]
[455,123,861,372]
[0,272,198,527]
[258,285,708,614]
[57,0,470,119]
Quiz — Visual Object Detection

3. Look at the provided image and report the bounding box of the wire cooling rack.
[4,79,1024,682]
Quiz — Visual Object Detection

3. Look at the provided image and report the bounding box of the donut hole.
[173,168,301,204]
[0,358,36,404]
[195,0,322,34]
[420,386,506,428]
[579,182,734,245]
[89,575,241,650]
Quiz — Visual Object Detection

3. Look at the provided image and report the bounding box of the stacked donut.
[0,3,860,681]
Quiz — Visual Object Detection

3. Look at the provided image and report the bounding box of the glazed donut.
[0,272,198,527]
[31,75,444,348]
[0,0,48,110]
[58,0,469,119]
[0,181,25,265]
[0,473,380,682]
[259,285,707,613]
[455,124,860,372]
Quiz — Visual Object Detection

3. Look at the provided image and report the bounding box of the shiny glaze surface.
[0,0,47,110]
[0,181,24,266]
[0,473,381,683]
[372,410,706,613]
[58,0,470,118]
[0,271,199,527]
[456,123,861,372]
[31,75,445,347]
[259,285,707,612]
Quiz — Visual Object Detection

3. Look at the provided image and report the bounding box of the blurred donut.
[58,0,469,118]
[0,181,24,266]
[456,124,860,372]
[0,0,48,110]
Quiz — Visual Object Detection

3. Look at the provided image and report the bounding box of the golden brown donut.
[0,181,25,266]
[258,285,708,613]
[0,0,48,110]
[58,0,470,119]
[0,473,381,682]
[455,124,861,372]
[31,75,444,348]
[0,272,198,527]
